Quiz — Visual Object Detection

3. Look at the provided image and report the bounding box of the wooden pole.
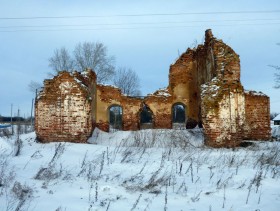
[11,103,13,135]
[30,98,34,127]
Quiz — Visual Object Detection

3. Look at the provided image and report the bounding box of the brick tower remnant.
[35,69,96,143]
[35,29,271,147]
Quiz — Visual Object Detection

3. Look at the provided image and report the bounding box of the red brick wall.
[35,71,94,143]
[144,94,173,129]
[244,92,271,140]
[201,82,245,148]
[121,96,142,130]
[96,84,142,131]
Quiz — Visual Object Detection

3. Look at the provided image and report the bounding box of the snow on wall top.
[97,83,120,90]
[244,90,268,97]
[147,87,171,97]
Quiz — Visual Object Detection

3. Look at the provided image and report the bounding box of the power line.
[0,10,280,20]
[0,22,279,33]
[1,18,279,29]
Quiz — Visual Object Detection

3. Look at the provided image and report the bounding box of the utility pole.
[30,98,34,127]
[15,108,21,156]
[11,103,13,135]
[17,108,20,136]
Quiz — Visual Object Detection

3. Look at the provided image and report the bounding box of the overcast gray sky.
[0,0,279,117]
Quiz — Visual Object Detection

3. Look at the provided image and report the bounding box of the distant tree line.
[0,115,34,123]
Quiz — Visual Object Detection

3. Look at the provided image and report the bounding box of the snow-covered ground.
[0,128,280,211]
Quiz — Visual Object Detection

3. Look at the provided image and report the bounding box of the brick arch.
[107,104,123,131]
[139,103,154,129]
[172,102,187,129]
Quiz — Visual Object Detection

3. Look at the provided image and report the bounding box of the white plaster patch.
[59,81,73,93]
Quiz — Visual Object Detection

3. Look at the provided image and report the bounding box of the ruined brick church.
[35,29,271,147]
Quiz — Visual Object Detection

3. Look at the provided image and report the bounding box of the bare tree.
[48,47,74,75]
[113,67,141,96]
[28,80,42,94]
[48,42,115,83]
[74,42,115,83]
[270,65,280,89]
[270,43,280,89]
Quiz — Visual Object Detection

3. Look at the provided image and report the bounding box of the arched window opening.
[109,105,122,132]
[140,104,153,129]
[172,103,186,129]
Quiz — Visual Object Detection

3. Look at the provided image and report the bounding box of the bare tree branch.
[48,47,74,73]
[28,80,43,94]
[74,42,115,83]
[269,65,280,89]
[268,43,280,89]
[113,67,141,96]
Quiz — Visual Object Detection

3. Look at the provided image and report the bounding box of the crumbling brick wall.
[95,84,142,131]
[243,91,271,140]
[144,89,173,129]
[122,97,142,130]
[35,29,271,147]
[35,70,95,143]
[199,30,246,147]
[95,84,122,132]
[169,49,200,123]
[201,80,246,147]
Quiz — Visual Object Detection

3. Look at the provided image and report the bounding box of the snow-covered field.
[0,128,280,211]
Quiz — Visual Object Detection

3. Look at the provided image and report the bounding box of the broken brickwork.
[35,70,96,143]
[243,91,271,140]
[95,84,142,131]
[35,29,271,147]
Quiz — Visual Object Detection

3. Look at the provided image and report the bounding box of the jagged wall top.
[171,29,241,84]
[205,29,214,44]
